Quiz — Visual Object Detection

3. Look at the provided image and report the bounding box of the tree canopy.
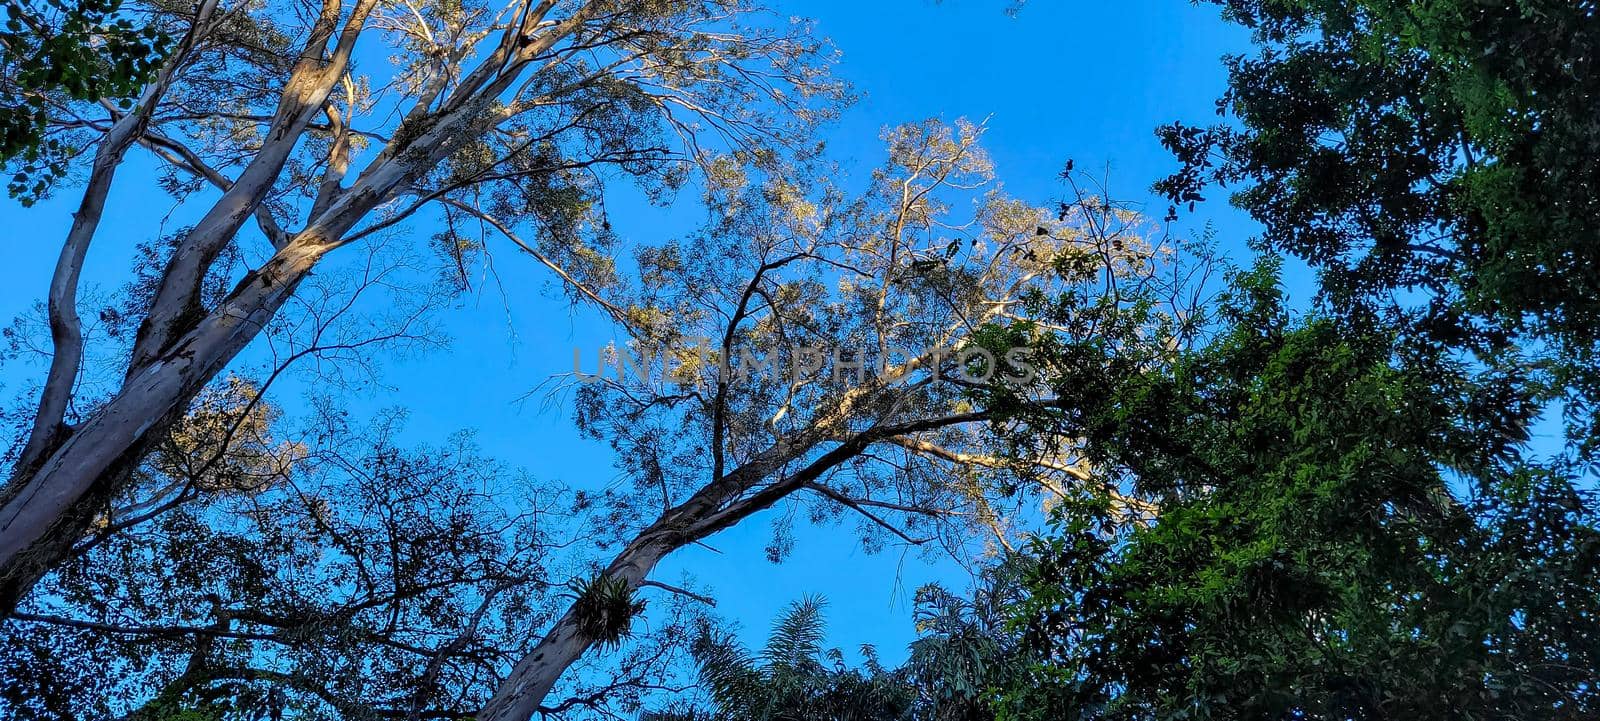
[2,1,1598,720]
[1002,264,1600,720]
[1157,0,1600,445]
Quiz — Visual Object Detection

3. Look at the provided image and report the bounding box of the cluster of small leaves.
[2,0,171,202]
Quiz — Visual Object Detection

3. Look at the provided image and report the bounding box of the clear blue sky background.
[0,0,1260,664]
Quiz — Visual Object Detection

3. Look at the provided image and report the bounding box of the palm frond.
[691,626,764,717]
[762,595,827,675]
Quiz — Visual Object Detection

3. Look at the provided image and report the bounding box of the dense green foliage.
[0,0,169,200]
[1156,0,1600,444]
[1070,1,1600,716]
[1000,266,1600,720]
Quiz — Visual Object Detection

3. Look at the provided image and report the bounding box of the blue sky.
[0,0,1258,664]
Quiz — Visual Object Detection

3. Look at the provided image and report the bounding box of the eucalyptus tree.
[457,120,1198,721]
[0,0,841,613]
[2,120,1192,719]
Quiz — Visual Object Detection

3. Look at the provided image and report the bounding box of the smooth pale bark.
[479,539,671,721]
[0,0,602,614]
[477,403,973,720]
[0,241,326,611]
[0,0,370,608]
[0,115,476,608]
[127,0,377,374]
[19,120,148,471]
[15,0,221,475]
[479,490,766,720]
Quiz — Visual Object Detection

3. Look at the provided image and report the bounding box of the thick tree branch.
[13,0,222,476]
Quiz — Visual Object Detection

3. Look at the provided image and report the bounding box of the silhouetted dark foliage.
[1158,0,1600,448]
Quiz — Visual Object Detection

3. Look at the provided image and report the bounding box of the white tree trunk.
[0,241,325,611]
[479,539,670,721]
[476,429,884,719]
